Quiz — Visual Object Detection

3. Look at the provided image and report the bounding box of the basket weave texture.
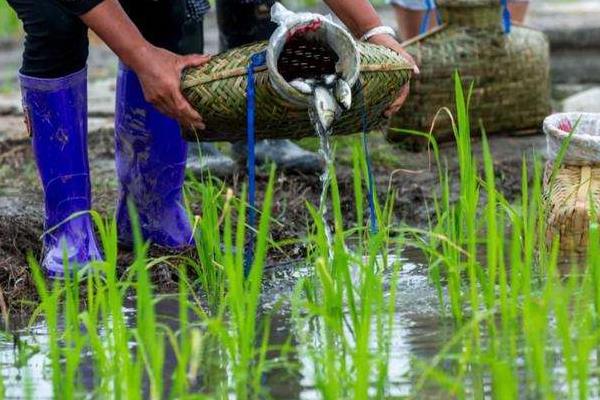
[544,163,600,253]
[543,114,600,252]
[387,1,551,144]
[181,41,412,142]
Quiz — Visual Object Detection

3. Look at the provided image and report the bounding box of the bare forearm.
[78,0,209,128]
[79,0,151,71]
[324,0,382,38]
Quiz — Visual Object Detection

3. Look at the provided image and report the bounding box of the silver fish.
[334,79,352,110]
[313,85,338,132]
[289,79,313,95]
[323,74,337,88]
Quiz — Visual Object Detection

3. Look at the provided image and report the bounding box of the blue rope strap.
[244,51,266,276]
[356,81,379,234]
[501,0,512,34]
[419,0,442,35]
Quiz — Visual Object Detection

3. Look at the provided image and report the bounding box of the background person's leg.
[216,0,276,51]
[8,0,101,277]
[392,0,529,42]
[217,0,324,174]
[391,0,439,42]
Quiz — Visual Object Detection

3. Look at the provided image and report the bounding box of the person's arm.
[79,0,209,129]
[324,0,382,39]
[324,0,418,116]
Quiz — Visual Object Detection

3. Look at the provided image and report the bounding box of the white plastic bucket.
[544,112,600,165]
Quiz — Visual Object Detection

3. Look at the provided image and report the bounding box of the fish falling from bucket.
[271,2,360,254]
[293,73,354,254]
[289,74,353,133]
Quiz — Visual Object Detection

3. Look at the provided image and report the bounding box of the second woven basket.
[544,113,600,253]
[386,0,551,145]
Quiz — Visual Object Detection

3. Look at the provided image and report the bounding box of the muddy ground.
[0,1,599,312]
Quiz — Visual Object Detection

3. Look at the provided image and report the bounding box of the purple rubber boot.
[19,68,102,279]
[114,63,193,249]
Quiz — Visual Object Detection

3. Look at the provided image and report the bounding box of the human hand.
[367,33,418,117]
[132,46,211,129]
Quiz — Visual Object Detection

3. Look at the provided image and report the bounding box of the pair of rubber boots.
[20,65,192,278]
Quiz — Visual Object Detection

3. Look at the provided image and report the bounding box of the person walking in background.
[391,0,530,41]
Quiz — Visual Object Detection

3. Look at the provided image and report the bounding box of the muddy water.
[0,250,459,399]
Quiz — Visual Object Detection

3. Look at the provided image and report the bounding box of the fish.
[334,79,352,111]
[313,85,338,132]
[323,74,337,88]
[289,78,313,95]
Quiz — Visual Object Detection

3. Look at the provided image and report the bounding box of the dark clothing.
[7,0,273,78]
[7,0,92,77]
[7,0,206,78]
[216,0,276,51]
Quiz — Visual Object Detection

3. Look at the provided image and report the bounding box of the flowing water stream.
[310,106,335,253]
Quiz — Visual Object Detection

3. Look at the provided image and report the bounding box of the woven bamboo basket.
[543,113,600,253]
[180,23,412,142]
[386,0,551,146]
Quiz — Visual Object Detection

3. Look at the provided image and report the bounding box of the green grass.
[0,1,20,39]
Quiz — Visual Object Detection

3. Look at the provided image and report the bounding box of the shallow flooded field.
[0,254,456,399]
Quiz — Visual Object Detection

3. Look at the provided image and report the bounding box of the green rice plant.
[18,70,600,399]
[292,141,402,399]
[185,175,228,313]
[398,71,600,399]
[27,257,64,398]
[187,166,277,399]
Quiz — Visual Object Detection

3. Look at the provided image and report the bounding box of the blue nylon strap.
[419,0,441,35]
[356,81,379,234]
[419,0,433,35]
[244,51,266,276]
[501,0,512,33]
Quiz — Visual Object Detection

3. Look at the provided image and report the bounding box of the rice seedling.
[7,72,600,399]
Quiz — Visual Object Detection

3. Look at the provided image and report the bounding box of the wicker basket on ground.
[544,113,600,253]
[386,0,551,147]
[180,4,413,142]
